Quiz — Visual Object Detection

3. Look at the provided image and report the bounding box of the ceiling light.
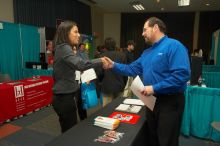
[206,3,210,6]
[133,5,141,10]
[131,1,145,11]
[139,4,145,10]
[178,0,190,6]
[161,8,165,11]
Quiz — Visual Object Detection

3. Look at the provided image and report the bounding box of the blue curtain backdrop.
[0,22,40,80]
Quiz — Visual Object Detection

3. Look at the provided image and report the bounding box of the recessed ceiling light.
[178,0,190,6]
[206,3,210,6]
[131,1,145,11]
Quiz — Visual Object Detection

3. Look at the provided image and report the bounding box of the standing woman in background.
[52,20,108,133]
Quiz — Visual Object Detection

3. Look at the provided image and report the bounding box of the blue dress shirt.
[113,36,191,94]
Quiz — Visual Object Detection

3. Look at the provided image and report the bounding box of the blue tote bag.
[81,82,98,109]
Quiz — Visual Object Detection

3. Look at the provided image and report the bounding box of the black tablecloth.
[46,98,147,146]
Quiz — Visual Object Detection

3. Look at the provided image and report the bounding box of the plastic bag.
[81,82,98,109]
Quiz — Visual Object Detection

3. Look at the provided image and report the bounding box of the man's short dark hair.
[127,40,135,47]
[79,43,85,48]
[104,37,116,51]
[146,17,166,34]
[96,45,104,52]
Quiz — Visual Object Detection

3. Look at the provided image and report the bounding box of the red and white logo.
[14,85,24,98]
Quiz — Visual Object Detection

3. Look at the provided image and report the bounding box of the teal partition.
[23,68,53,78]
[182,86,220,142]
[0,22,40,80]
[202,65,220,72]
[202,65,220,88]
[0,22,23,80]
[20,24,40,65]
[202,72,220,88]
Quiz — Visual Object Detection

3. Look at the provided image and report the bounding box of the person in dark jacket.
[52,20,109,133]
[123,40,136,97]
[100,37,127,106]
[124,40,135,64]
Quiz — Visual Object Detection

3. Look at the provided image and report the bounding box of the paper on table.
[115,104,142,113]
[80,68,97,83]
[130,76,156,111]
[123,99,144,106]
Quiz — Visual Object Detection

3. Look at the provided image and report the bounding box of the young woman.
[52,20,108,133]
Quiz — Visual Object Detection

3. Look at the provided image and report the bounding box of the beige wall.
[0,0,14,22]
[80,0,121,48]
[91,6,121,48]
[104,13,121,47]
[91,5,104,47]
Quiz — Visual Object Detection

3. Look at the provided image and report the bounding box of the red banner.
[0,76,53,123]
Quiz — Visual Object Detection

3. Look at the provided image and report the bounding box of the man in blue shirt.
[106,17,190,146]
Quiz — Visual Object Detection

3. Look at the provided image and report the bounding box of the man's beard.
[144,37,153,45]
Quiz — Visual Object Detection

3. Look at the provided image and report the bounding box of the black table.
[46,98,148,146]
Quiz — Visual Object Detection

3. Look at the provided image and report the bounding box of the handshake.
[100,57,114,69]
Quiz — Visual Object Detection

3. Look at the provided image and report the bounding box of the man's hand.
[100,57,114,69]
[104,57,114,69]
[141,85,154,96]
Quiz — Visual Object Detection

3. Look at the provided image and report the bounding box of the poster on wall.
[80,34,94,59]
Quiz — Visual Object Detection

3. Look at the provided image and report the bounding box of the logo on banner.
[14,85,24,98]
[109,111,140,124]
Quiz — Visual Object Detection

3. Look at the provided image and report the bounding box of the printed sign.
[109,111,140,124]
[14,85,24,98]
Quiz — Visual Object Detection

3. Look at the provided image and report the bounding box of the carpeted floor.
[0,105,220,146]
[0,106,58,146]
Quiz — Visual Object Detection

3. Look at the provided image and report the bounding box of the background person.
[100,37,127,106]
[46,40,54,66]
[123,40,136,97]
[77,43,89,60]
[124,40,135,64]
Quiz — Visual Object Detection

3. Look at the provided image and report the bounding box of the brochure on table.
[130,76,156,111]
